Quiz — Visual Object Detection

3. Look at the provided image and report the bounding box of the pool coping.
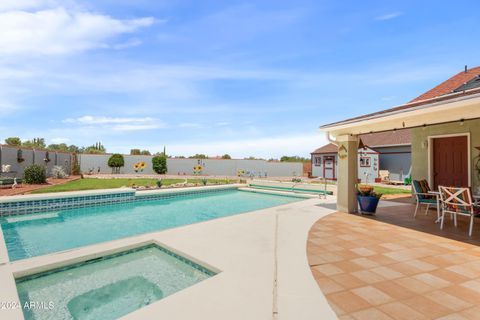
[0,187,338,320]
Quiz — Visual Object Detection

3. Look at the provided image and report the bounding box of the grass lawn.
[372,186,411,195]
[31,178,238,194]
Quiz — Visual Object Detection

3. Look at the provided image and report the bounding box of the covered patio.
[310,67,480,318]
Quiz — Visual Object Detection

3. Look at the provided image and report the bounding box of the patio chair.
[438,186,479,237]
[412,179,437,218]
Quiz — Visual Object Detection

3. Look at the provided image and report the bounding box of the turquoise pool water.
[16,244,214,320]
[1,189,301,261]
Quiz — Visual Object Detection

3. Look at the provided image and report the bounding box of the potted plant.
[357,185,382,215]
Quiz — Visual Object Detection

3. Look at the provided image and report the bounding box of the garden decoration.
[193,165,203,175]
[134,161,146,173]
[17,149,25,163]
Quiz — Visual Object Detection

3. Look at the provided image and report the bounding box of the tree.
[107,154,124,174]
[130,149,141,155]
[244,156,264,160]
[189,154,207,159]
[23,138,46,149]
[47,143,69,152]
[84,142,106,154]
[140,150,151,155]
[280,156,309,163]
[152,155,167,174]
[221,154,231,159]
[68,145,81,153]
[4,137,21,146]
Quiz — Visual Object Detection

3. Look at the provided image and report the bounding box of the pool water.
[16,245,215,320]
[1,189,301,261]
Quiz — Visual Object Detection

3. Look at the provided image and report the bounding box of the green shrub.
[152,155,167,174]
[107,154,124,173]
[24,164,47,184]
[201,178,208,186]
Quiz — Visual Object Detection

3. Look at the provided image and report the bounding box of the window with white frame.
[360,157,371,167]
[314,156,322,166]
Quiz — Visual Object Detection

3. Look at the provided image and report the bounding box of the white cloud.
[0,6,154,56]
[145,133,326,159]
[64,115,155,124]
[375,12,403,21]
[63,115,166,132]
[50,137,70,143]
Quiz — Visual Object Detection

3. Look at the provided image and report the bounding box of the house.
[319,65,480,213]
[311,129,411,182]
[311,144,379,183]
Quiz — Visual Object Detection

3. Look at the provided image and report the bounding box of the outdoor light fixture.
[460,118,465,126]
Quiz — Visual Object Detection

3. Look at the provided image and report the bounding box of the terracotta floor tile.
[442,285,480,305]
[327,291,372,313]
[393,277,435,294]
[315,277,345,294]
[447,265,480,279]
[372,281,417,300]
[307,210,480,320]
[459,306,480,320]
[350,247,377,257]
[403,259,438,272]
[460,280,480,294]
[351,257,381,269]
[435,314,469,320]
[351,285,393,305]
[351,270,386,284]
[429,268,471,284]
[312,263,345,276]
[402,295,452,318]
[378,302,429,320]
[351,307,394,320]
[424,290,472,312]
[331,273,367,289]
[413,273,451,289]
[371,266,404,280]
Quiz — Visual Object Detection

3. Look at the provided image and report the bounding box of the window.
[360,157,371,167]
[314,156,322,166]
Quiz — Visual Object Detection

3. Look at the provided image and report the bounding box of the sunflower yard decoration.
[193,165,203,175]
[134,161,146,173]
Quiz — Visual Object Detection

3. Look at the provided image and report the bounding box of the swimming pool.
[1,189,302,261]
[16,244,215,320]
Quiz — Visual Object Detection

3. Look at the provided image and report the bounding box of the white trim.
[427,133,471,188]
[320,94,480,136]
[320,92,480,132]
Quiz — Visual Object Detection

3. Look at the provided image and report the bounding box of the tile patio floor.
[307,201,480,320]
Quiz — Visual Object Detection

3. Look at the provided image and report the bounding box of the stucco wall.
[78,154,303,177]
[411,118,480,189]
[0,146,72,177]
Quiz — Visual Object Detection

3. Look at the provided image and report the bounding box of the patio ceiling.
[320,92,480,137]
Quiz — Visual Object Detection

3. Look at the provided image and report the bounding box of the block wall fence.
[79,154,303,177]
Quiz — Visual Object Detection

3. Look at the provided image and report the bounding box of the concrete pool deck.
[0,188,338,320]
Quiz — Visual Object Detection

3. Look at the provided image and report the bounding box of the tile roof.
[311,143,338,154]
[312,129,411,154]
[321,66,480,129]
[360,129,411,147]
[410,66,480,102]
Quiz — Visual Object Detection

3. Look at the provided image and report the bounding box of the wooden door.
[432,136,468,190]
[323,156,335,179]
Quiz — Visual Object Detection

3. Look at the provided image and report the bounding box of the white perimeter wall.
[79,154,303,177]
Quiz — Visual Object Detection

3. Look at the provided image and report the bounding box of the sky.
[0,0,479,158]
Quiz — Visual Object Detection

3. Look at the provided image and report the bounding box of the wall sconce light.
[460,119,465,126]
[422,140,428,149]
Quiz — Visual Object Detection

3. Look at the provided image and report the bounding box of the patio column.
[336,134,358,213]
